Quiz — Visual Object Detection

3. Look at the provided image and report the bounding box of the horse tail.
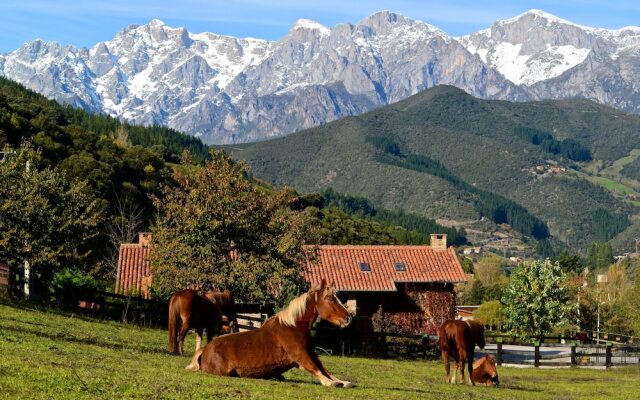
[168,294,179,354]
[438,322,449,351]
[185,348,204,371]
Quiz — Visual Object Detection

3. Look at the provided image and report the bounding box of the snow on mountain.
[458,9,640,86]
[2,10,640,143]
[458,10,595,85]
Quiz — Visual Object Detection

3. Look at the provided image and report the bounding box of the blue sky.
[1,0,640,52]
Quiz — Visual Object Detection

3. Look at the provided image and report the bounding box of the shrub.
[50,268,99,307]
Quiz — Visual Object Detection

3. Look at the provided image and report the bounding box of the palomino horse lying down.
[186,280,355,388]
[438,319,486,385]
[168,289,222,355]
[472,355,499,386]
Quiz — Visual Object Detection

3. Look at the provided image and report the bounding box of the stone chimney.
[430,234,447,251]
[138,232,152,246]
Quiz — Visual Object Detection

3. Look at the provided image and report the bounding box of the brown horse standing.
[438,319,486,385]
[204,289,238,333]
[186,280,354,387]
[168,289,223,355]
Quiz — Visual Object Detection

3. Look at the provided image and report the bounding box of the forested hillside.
[0,78,465,287]
[229,86,640,253]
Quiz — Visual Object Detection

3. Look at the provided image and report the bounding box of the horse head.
[313,279,352,328]
[467,320,486,349]
[473,355,499,387]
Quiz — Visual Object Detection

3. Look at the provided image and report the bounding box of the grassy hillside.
[2,301,639,399]
[229,86,640,252]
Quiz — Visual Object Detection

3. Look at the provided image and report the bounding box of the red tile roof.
[115,242,152,299]
[304,245,467,292]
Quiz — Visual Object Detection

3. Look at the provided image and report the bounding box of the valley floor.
[0,301,638,399]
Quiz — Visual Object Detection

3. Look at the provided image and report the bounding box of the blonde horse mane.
[276,284,339,327]
[276,292,311,327]
[473,355,493,369]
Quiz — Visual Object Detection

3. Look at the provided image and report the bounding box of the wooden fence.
[485,332,638,345]
[0,263,9,288]
[311,327,640,367]
[75,291,273,330]
[489,339,640,368]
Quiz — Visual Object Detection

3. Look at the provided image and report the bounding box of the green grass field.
[600,149,640,178]
[1,301,639,399]
[572,169,640,198]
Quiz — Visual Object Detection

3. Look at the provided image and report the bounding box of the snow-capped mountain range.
[2,9,639,144]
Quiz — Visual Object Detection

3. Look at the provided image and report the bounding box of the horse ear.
[319,279,327,291]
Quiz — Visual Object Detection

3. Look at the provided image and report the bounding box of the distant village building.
[114,233,467,334]
[463,246,482,255]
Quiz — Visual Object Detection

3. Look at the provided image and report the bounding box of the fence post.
[534,340,540,367]
[571,343,577,366]
[605,343,612,368]
[497,337,503,366]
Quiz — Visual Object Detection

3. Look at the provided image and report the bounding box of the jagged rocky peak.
[492,9,597,50]
[358,10,446,38]
[15,39,66,58]
[458,9,599,85]
[4,10,640,144]
[290,19,331,35]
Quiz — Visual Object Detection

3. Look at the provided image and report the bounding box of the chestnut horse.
[204,289,238,333]
[472,355,499,387]
[168,289,223,355]
[186,280,354,387]
[438,319,486,385]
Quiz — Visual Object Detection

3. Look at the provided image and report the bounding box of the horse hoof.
[342,381,355,388]
[185,363,199,371]
[330,381,343,388]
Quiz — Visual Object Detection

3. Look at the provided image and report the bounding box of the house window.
[394,262,406,272]
[359,262,371,272]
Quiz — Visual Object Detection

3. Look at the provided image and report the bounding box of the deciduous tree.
[474,300,505,331]
[502,259,571,340]
[0,143,104,289]
[150,150,315,306]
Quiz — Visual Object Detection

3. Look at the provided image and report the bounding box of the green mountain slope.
[229,86,640,252]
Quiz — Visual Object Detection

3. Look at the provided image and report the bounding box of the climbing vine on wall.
[372,284,456,335]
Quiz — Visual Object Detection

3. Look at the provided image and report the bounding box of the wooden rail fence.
[74,290,274,330]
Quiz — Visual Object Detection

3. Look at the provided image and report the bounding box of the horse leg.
[458,349,467,385]
[442,351,451,383]
[295,352,342,387]
[310,350,354,388]
[467,350,475,386]
[178,319,190,355]
[185,348,204,371]
[195,328,203,352]
[207,325,214,344]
